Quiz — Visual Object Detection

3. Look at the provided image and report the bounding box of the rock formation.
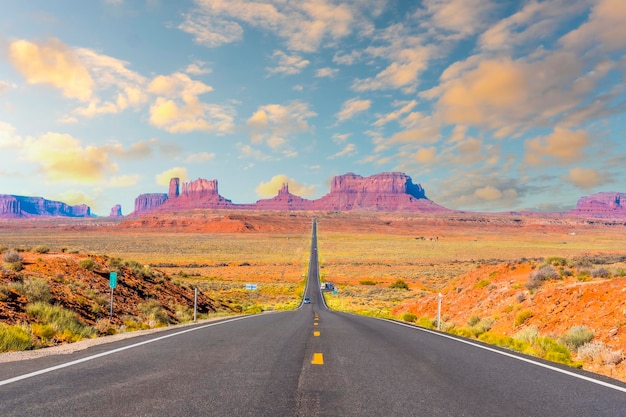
[251,183,313,211]
[311,172,443,212]
[133,193,168,214]
[0,195,91,218]
[130,172,447,215]
[568,192,626,218]
[109,204,123,217]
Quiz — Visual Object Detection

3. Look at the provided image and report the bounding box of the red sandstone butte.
[0,194,91,218]
[567,192,626,219]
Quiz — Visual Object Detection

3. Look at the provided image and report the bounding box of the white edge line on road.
[0,315,258,387]
[381,318,626,393]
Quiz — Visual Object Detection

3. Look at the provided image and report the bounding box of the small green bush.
[475,280,490,289]
[359,280,376,285]
[2,250,23,263]
[14,278,52,303]
[514,309,533,326]
[138,299,172,326]
[402,313,417,323]
[26,302,95,341]
[590,267,611,279]
[33,245,50,254]
[416,316,435,328]
[560,326,594,351]
[389,279,409,290]
[0,324,32,352]
[526,265,559,289]
[79,258,96,271]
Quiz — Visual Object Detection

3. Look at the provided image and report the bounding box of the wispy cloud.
[266,50,310,75]
[247,101,317,150]
[336,98,370,122]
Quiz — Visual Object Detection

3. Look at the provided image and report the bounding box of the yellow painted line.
[314,331,320,336]
[311,353,324,365]
[314,322,318,326]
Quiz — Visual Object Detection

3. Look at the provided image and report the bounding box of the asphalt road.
[1,219,625,416]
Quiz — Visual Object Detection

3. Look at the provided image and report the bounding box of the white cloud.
[315,67,338,78]
[23,132,118,183]
[352,24,432,93]
[564,167,608,189]
[185,152,216,163]
[419,0,498,40]
[336,98,370,122]
[524,127,590,165]
[255,174,315,197]
[156,167,188,186]
[328,143,356,159]
[178,0,374,52]
[185,60,212,75]
[267,50,310,75]
[246,101,316,149]
[373,100,418,126]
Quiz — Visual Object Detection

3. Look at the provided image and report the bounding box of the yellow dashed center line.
[311,353,324,365]
[314,322,318,326]
[314,331,320,336]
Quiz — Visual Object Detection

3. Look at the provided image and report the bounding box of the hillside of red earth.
[0,250,235,350]
[393,259,626,382]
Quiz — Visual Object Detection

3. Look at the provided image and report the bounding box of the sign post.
[245,284,257,306]
[109,272,117,321]
[437,293,442,330]
[194,287,198,322]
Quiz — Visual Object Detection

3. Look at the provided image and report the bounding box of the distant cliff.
[567,192,626,219]
[0,195,91,218]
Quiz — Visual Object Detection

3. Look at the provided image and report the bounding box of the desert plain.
[1,210,625,382]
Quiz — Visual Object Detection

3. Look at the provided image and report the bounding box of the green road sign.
[109,272,117,289]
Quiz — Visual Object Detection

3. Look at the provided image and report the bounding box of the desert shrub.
[26,302,95,341]
[402,313,417,323]
[174,303,194,322]
[138,299,172,327]
[359,280,376,285]
[545,256,569,267]
[514,309,533,326]
[31,323,55,341]
[125,260,153,279]
[615,267,626,277]
[526,265,559,289]
[416,316,435,329]
[590,267,611,279]
[475,280,490,289]
[514,326,539,344]
[578,342,624,365]
[79,258,96,271]
[560,268,573,278]
[468,315,481,327]
[3,251,23,263]
[389,279,409,290]
[33,245,50,254]
[14,278,52,303]
[0,324,32,352]
[0,245,7,253]
[560,326,594,351]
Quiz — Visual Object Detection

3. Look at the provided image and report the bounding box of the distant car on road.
[303,297,311,304]
[320,283,334,291]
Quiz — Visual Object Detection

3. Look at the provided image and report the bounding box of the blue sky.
[0,0,624,215]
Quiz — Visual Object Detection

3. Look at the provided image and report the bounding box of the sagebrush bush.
[138,299,172,327]
[402,313,417,323]
[33,245,50,254]
[13,278,52,303]
[514,326,539,344]
[389,279,409,290]
[590,267,611,278]
[514,309,533,326]
[3,250,23,263]
[26,302,95,341]
[560,326,594,350]
[79,258,96,271]
[578,342,624,365]
[526,265,559,289]
[0,324,32,352]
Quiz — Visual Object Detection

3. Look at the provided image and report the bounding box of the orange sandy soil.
[392,262,626,382]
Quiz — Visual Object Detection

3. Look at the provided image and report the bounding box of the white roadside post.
[194,287,198,322]
[437,293,443,330]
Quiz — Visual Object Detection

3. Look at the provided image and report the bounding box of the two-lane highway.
[1,219,625,416]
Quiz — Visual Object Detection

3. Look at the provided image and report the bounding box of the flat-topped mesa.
[251,183,313,210]
[313,172,445,212]
[0,195,91,218]
[134,193,168,214]
[330,172,426,198]
[109,204,123,217]
[568,192,626,218]
[158,178,234,210]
